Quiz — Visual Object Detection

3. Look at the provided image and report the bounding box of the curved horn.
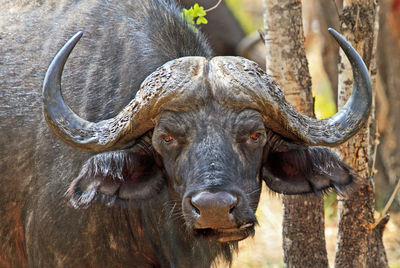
[308,28,372,145]
[209,28,372,146]
[43,32,206,152]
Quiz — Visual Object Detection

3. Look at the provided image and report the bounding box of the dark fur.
[0,0,355,267]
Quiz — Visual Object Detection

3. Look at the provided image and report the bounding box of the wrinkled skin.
[153,105,265,239]
[0,0,358,267]
[69,94,266,244]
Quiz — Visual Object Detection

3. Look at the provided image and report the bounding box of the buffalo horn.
[209,28,371,147]
[43,32,205,152]
[301,28,372,146]
[290,28,372,146]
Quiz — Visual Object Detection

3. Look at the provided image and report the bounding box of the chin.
[194,223,255,243]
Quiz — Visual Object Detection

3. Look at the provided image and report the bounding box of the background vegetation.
[211,0,400,267]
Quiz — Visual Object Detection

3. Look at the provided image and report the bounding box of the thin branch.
[372,176,400,229]
[332,0,340,19]
[370,122,380,177]
[204,0,223,13]
[354,5,360,39]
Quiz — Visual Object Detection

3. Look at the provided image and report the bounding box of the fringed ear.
[67,138,164,208]
[262,136,357,195]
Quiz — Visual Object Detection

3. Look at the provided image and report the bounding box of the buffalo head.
[42,29,371,242]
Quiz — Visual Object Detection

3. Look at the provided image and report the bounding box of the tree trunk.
[263,1,328,267]
[375,0,400,212]
[334,1,388,267]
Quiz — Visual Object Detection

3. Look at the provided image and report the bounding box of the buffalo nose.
[190,191,238,229]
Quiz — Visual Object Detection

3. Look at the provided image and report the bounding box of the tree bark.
[263,1,328,267]
[375,0,400,211]
[334,1,388,267]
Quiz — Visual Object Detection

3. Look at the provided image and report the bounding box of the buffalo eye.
[248,131,266,144]
[161,134,174,144]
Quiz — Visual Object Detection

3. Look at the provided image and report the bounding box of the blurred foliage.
[324,192,338,220]
[313,78,337,119]
[390,263,400,268]
[225,0,263,34]
[223,1,399,267]
[225,0,337,119]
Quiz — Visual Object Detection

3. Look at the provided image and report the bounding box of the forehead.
[156,103,264,130]
[152,56,265,114]
[151,56,270,131]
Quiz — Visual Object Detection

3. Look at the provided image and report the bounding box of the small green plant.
[181,3,208,26]
[181,0,222,32]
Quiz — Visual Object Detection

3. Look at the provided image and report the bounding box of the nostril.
[229,205,235,214]
[190,199,201,215]
[191,191,238,215]
[189,191,241,229]
[229,196,238,214]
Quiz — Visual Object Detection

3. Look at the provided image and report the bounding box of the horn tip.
[328,28,341,40]
[75,31,83,38]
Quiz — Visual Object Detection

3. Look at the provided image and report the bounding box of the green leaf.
[180,3,208,29]
[193,3,200,11]
[193,4,206,17]
[181,8,195,24]
[196,16,208,25]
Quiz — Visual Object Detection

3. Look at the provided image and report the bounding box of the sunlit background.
[210,0,400,267]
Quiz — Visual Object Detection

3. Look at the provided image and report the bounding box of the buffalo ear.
[68,145,164,208]
[262,143,357,195]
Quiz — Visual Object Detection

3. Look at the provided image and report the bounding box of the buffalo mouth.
[194,223,255,242]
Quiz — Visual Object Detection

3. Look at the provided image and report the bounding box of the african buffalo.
[0,0,371,267]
